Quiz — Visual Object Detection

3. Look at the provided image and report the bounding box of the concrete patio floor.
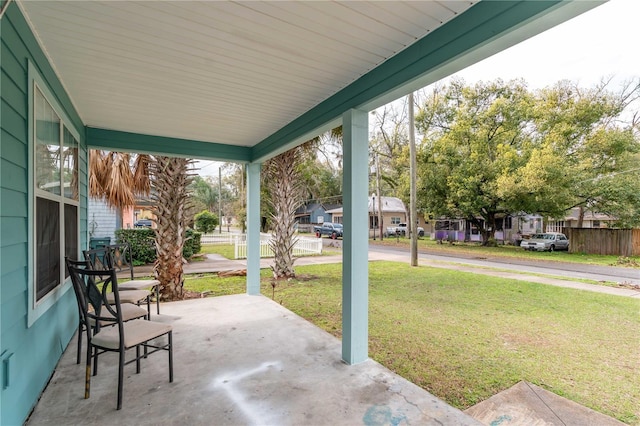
[26,294,479,426]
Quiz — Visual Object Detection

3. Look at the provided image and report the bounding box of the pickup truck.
[314,222,344,239]
[395,223,425,237]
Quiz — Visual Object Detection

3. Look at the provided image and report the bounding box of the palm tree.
[264,148,305,278]
[89,151,193,300]
[262,127,342,279]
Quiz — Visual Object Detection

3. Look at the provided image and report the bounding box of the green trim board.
[86,127,251,163]
[250,0,599,163]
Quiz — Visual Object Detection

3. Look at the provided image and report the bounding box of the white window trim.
[27,61,80,327]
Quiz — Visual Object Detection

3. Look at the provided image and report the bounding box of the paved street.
[367,243,640,286]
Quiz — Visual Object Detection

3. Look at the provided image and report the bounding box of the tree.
[501,79,640,226]
[416,79,535,244]
[194,210,219,233]
[189,176,217,212]
[151,156,194,300]
[262,128,342,279]
[263,148,306,278]
[89,151,194,300]
[416,78,640,243]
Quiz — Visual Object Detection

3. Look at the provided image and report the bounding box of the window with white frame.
[32,84,79,304]
[391,217,401,225]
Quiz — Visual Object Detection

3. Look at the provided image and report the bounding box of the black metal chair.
[107,243,161,315]
[66,262,173,410]
[65,258,148,364]
[84,246,154,318]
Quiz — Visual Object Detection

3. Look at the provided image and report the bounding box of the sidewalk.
[133,251,640,299]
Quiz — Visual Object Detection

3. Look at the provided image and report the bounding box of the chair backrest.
[66,260,124,334]
[83,247,111,283]
[107,244,135,280]
[65,257,92,323]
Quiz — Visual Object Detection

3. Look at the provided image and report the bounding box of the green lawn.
[200,244,236,259]
[184,262,640,424]
[372,238,640,267]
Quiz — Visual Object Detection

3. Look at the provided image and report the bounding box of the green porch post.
[342,108,369,364]
[246,162,261,295]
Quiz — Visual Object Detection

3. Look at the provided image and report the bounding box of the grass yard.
[184,261,640,424]
[200,244,236,259]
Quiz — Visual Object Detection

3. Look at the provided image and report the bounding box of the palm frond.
[133,154,151,195]
[89,150,107,198]
[104,153,135,209]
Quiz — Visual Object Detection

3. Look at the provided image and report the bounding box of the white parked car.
[520,232,569,252]
[395,223,425,237]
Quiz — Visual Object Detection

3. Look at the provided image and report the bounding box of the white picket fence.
[200,232,323,259]
[200,232,240,245]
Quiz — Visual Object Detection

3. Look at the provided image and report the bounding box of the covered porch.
[1,1,606,424]
[25,294,478,425]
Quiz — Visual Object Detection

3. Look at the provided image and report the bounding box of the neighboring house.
[295,203,331,225]
[88,197,121,243]
[295,202,342,233]
[88,196,156,242]
[433,213,544,244]
[432,207,619,244]
[548,208,617,232]
[327,196,407,237]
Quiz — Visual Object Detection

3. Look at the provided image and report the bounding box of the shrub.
[115,228,202,263]
[183,229,202,259]
[115,228,156,264]
[194,210,218,234]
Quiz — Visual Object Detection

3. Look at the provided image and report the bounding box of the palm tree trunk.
[151,157,193,300]
[265,149,304,279]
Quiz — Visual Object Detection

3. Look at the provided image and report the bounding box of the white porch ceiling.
[20,1,473,148]
[17,1,601,159]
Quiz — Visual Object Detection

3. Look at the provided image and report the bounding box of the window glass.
[33,83,79,302]
[35,88,61,194]
[64,204,78,278]
[63,126,79,200]
[36,197,61,300]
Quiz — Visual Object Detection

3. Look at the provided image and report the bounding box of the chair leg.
[76,323,83,364]
[85,343,92,399]
[156,286,160,315]
[93,346,99,376]
[168,331,173,383]
[146,295,151,320]
[117,347,125,410]
[136,345,141,374]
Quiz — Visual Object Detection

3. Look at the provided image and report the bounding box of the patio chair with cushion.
[66,263,173,410]
[65,258,148,364]
[107,243,161,315]
[83,246,154,318]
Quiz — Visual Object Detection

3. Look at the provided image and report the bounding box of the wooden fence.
[565,228,640,256]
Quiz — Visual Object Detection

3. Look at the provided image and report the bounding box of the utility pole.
[409,92,418,266]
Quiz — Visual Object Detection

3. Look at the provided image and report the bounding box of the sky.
[196,0,639,177]
[451,0,638,89]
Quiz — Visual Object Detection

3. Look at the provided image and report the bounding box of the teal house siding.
[1,3,87,425]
